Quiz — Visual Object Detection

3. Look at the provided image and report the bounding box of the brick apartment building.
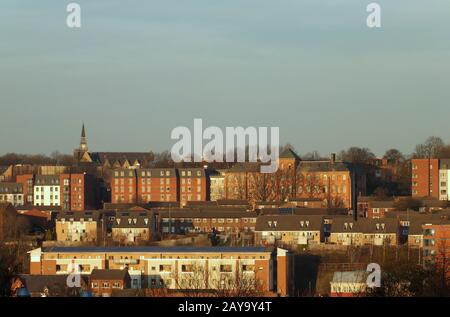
[28,246,293,296]
[222,149,366,210]
[16,174,34,205]
[178,168,208,206]
[60,173,98,211]
[411,158,440,198]
[90,269,131,297]
[113,168,209,205]
[137,168,178,203]
[423,220,450,268]
[112,168,179,204]
[32,173,98,210]
[209,170,225,201]
[111,169,138,204]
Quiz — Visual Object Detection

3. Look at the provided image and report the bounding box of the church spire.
[80,123,88,151]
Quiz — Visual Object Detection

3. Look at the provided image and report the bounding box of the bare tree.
[413,136,445,158]
[338,147,375,164]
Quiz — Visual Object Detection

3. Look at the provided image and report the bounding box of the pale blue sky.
[0,0,449,156]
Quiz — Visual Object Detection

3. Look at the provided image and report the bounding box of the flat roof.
[42,246,272,253]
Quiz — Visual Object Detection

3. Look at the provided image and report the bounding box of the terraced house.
[255,215,324,247]
[157,209,257,235]
[112,211,156,245]
[330,217,398,246]
[0,182,24,206]
[56,211,101,243]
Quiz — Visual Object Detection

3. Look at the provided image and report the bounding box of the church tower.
[73,123,89,162]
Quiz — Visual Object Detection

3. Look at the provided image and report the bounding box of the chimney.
[330,153,336,164]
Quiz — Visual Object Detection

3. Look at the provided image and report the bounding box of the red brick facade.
[411,159,439,198]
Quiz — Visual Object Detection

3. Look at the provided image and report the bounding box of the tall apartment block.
[411,159,440,199]
[412,158,450,200]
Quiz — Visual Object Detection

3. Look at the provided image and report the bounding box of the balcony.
[113,259,139,265]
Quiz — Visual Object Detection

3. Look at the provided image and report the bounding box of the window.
[242,265,255,272]
[220,265,232,272]
[102,282,110,288]
[159,265,172,272]
[181,265,194,272]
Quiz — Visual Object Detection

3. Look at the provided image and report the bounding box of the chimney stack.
[330,153,336,164]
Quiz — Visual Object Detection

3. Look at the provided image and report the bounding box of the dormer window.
[344,223,348,230]
[376,223,380,230]
[144,218,149,225]
[116,219,121,225]
[305,221,310,227]
[133,218,137,224]
[268,221,272,228]
[381,223,385,230]
[273,221,278,228]
[349,223,353,229]
[300,221,304,227]
[128,219,132,225]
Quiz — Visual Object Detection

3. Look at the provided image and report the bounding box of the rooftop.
[42,246,272,253]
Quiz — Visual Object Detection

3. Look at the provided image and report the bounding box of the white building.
[439,159,450,201]
[33,175,61,206]
[0,182,24,206]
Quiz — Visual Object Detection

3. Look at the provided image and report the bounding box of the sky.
[0,0,449,157]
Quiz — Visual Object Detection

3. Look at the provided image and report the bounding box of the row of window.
[163,218,256,223]
[0,194,23,200]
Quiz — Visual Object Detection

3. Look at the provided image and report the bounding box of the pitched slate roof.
[158,209,257,219]
[90,152,153,166]
[35,175,60,185]
[331,217,398,234]
[297,160,351,172]
[0,182,23,193]
[178,168,206,177]
[331,271,368,284]
[0,166,11,174]
[137,168,177,178]
[56,210,101,221]
[369,200,396,208]
[112,212,153,228]
[255,215,324,231]
[19,274,87,295]
[279,148,301,160]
